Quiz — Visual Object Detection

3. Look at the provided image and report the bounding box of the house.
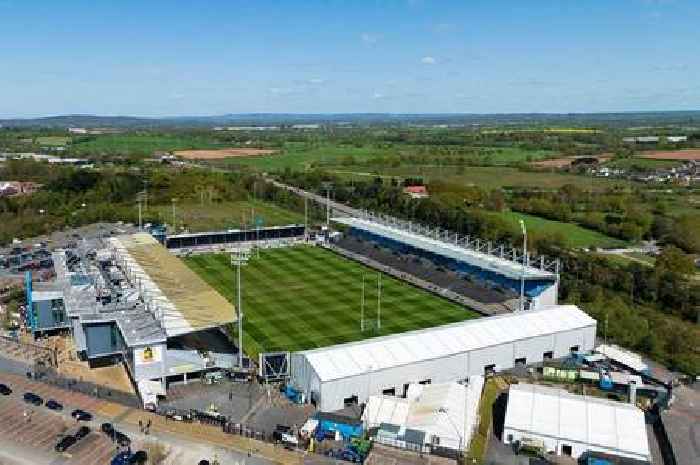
[403,185,429,199]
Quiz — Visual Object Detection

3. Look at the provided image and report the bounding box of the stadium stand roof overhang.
[109,233,236,338]
[333,216,555,281]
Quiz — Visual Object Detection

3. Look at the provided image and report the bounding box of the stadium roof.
[333,216,555,281]
[109,233,236,337]
[299,305,595,382]
[505,383,650,462]
[167,224,304,239]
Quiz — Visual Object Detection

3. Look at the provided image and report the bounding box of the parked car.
[101,423,115,436]
[55,435,76,452]
[71,409,92,421]
[128,450,148,464]
[46,399,63,411]
[0,384,11,395]
[74,426,90,440]
[115,431,131,447]
[23,392,43,406]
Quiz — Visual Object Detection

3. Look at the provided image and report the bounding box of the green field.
[69,134,229,157]
[328,165,629,190]
[184,246,479,357]
[222,142,554,171]
[492,211,627,249]
[36,136,70,146]
[149,199,303,232]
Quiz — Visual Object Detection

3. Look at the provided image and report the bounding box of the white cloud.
[372,92,385,100]
[308,78,326,85]
[421,56,436,65]
[361,32,381,45]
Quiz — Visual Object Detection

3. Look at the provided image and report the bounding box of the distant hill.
[1,111,700,129]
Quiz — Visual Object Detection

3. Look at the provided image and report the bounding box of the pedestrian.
[138,419,143,432]
[229,391,233,401]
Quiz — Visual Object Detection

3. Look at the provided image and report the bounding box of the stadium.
[25,208,592,413]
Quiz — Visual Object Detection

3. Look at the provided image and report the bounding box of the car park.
[55,435,77,452]
[46,399,63,411]
[71,409,92,421]
[23,392,43,406]
[0,384,11,395]
[74,425,90,440]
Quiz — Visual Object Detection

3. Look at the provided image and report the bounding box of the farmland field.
[36,136,70,146]
[174,148,278,159]
[490,211,627,249]
[184,246,479,357]
[68,134,231,157]
[327,165,630,190]
[639,149,700,161]
[222,142,555,171]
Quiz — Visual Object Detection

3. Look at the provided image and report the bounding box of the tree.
[655,246,695,276]
[670,214,700,253]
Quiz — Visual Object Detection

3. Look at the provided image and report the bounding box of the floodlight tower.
[231,247,251,368]
[519,219,527,312]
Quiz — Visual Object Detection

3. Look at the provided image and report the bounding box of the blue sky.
[1,0,698,117]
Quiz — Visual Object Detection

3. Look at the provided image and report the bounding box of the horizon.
[1,0,699,117]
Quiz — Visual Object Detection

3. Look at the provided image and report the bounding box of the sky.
[0,0,698,117]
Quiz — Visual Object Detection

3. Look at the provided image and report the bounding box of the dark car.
[74,426,90,440]
[101,423,115,435]
[128,450,148,464]
[23,392,43,406]
[46,399,63,411]
[55,435,76,452]
[0,384,11,395]
[71,409,92,421]
[115,431,131,446]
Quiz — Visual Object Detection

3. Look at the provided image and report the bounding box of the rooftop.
[505,383,650,462]
[661,385,700,465]
[109,233,236,337]
[299,305,595,382]
[333,216,555,281]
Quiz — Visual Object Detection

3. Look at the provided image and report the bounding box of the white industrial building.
[290,305,596,412]
[503,383,651,462]
[362,377,484,453]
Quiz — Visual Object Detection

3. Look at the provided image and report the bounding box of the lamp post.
[519,219,527,312]
[231,248,251,368]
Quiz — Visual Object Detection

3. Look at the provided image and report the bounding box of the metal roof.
[505,383,650,461]
[333,216,555,281]
[109,233,236,338]
[596,344,649,373]
[300,305,595,382]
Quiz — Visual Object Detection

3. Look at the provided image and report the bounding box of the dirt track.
[639,149,700,160]
[174,148,278,159]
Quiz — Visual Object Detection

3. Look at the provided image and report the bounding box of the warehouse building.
[290,305,596,412]
[503,383,651,463]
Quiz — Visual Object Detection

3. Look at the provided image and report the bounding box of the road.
[264,177,362,218]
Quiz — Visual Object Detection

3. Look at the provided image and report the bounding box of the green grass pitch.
[183,245,479,358]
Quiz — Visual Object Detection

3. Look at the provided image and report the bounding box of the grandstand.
[165,224,305,250]
[332,214,559,310]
